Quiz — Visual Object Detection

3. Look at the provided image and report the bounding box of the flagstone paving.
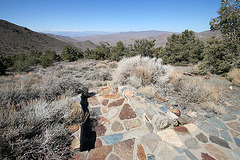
[70,83,240,160]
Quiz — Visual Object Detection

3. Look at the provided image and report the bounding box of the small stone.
[146,122,154,133]
[184,149,198,160]
[235,110,240,115]
[207,118,229,130]
[184,138,201,150]
[140,133,160,153]
[108,98,125,107]
[159,106,168,113]
[174,126,190,135]
[147,154,155,160]
[167,110,178,120]
[158,129,184,147]
[204,144,228,160]
[155,118,170,131]
[170,109,180,117]
[145,98,153,104]
[70,135,80,149]
[102,107,108,113]
[114,138,135,160]
[119,104,137,120]
[234,137,240,147]
[124,119,142,130]
[155,93,167,101]
[108,154,121,160]
[124,128,150,139]
[135,108,145,118]
[180,105,186,110]
[196,121,219,136]
[173,146,184,154]
[68,125,80,133]
[204,76,210,79]
[102,133,123,145]
[209,135,231,149]
[88,145,112,160]
[230,129,240,137]
[146,105,156,120]
[88,96,100,106]
[227,122,240,132]
[97,116,110,125]
[124,89,134,98]
[102,99,109,106]
[107,108,119,119]
[95,138,102,148]
[185,123,198,133]
[201,153,216,160]
[220,130,233,142]
[195,133,208,143]
[177,117,188,125]
[172,156,187,160]
[137,144,147,160]
[104,94,120,99]
[93,125,107,137]
[187,110,197,118]
[111,121,124,132]
[218,114,237,121]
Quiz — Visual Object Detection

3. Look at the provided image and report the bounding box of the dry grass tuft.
[201,101,226,114]
[137,85,157,98]
[227,68,240,86]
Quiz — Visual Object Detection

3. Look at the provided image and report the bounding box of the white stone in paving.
[124,128,150,140]
[107,108,119,119]
[157,129,184,147]
[184,123,198,133]
[166,110,178,120]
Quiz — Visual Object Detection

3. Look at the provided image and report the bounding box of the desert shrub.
[137,85,157,98]
[201,101,226,114]
[41,50,61,68]
[0,99,76,159]
[61,45,82,62]
[227,68,240,86]
[114,55,173,93]
[0,55,6,75]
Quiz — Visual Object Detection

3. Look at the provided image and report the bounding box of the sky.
[0,0,221,33]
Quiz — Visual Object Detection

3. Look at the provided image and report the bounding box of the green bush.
[61,45,83,62]
[159,30,205,65]
[41,50,61,68]
[0,55,6,75]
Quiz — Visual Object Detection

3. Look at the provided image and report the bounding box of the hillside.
[0,20,68,55]
[73,40,98,50]
[73,30,175,46]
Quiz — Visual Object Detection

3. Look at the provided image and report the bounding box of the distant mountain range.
[43,31,112,37]
[0,19,221,56]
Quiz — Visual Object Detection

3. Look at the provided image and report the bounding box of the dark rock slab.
[108,98,125,107]
[196,121,219,136]
[201,152,216,160]
[184,138,201,150]
[88,145,112,160]
[184,149,198,160]
[220,130,233,142]
[195,133,208,143]
[234,137,240,147]
[218,114,237,121]
[114,138,135,160]
[102,133,123,145]
[209,135,231,149]
[174,126,190,135]
[207,118,229,130]
[137,144,147,160]
[111,121,124,132]
[119,104,137,120]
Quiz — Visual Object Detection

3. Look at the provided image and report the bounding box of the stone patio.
[70,82,240,160]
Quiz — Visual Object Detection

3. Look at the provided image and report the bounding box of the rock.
[185,123,198,133]
[209,135,231,149]
[95,138,102,148]
[174,126,190,135]
[234,137,240,147]
[201,153,216,160]
[119,104,137,120]
[227,122,240,132]
[146,122,154,133]
[235,110,240,115]
[107,108,119,119]
[184,138,201,150]
[88,96,100,106]
[88,145,112,160]
[102,99,109,106]
[70,151,88,160]
[187,110,197,118]
[170,109,180,117]
[108,154,121,160]
[184,149,198,160]
[172,156,187,160]
[124,128,150,139]
[114,139,135,160]
[146,105,156,120]
[196,121,219,136]
[137,144,147,160]
[230,129,240,137]
[167,110,179,120]
[204,76,210,79]
[218,114,237,121]
[204,144,228,160]
[93,125,107,137]
[108,98,125,107]
[180,105,186,110]
[104,94,120,99]
[177,117,188,125]
[155,118,170,131]
[102,133,123,145]
[173,146,184,154]
[195,133,208,143]
[155,141,174,159]
[207,118,229,130]
[159,106,168,113]
[220,130,233,142]
[147,154,155,160]
[70,135,80,149]
[155,93,167,101]
[102,107,108,113]
[90,107,102,116]
[135,108,146,118]
[140,133,160,153]
[124,119,142,130]
[157,129,184,147]
[97,116,110,125]
[231,152,240,160]
[111,121,124,132]
[124,89,134,98]
[68,125,80,133]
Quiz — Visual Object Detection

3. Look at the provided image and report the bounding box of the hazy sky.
[0,0,221,32]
